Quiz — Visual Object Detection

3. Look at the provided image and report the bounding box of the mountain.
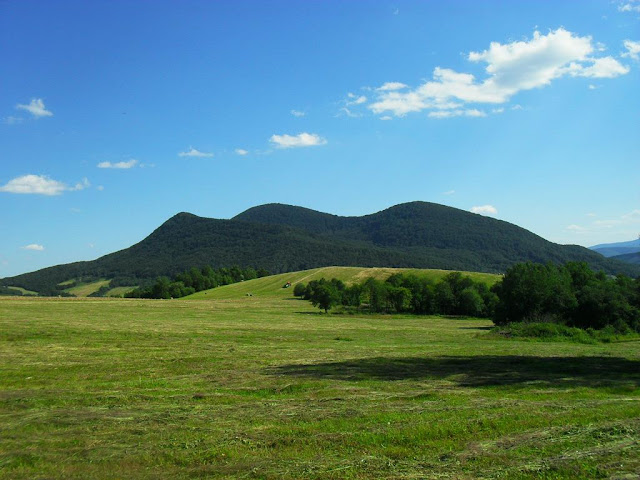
[590,238,640,258]
[611,251,640,265]
[3,202,639,295]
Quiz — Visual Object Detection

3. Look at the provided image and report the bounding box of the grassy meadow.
[1,273,639,479]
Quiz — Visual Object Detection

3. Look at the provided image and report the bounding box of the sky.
[1,0,639,278]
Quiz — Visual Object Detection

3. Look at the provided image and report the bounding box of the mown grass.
[4,286,37,296]
[105,286,137,297]
[0,289,638,479]
[64,279,111,297]
[187,266,500,301]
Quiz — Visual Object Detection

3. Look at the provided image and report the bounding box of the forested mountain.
[612,251,640,265]
[3,202,638,295]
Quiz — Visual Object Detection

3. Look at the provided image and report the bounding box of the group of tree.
[296,262,640,333]
[294,272,498,317]
[125,265,268,299]
[493,261,639,333]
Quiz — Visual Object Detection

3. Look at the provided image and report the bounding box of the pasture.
[1,279,638,479]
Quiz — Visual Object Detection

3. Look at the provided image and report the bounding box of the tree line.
[295,271,497,317]
[296,262,640,333]
[125,265,269,299]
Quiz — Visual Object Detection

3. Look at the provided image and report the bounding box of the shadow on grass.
[269,355,640,389]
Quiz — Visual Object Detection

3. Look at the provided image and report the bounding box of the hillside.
[2,201,638,295]
[185,266,501,301]
[612,251,640,265]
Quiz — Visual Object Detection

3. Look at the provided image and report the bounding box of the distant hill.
[611,251,640,265]
[590,238,640,258]
[2,201,639,295]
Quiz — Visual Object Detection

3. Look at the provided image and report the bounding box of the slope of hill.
[590,238,640,258]
[2,202,638,295]
[185,266,501,300]
[612,251,640,265]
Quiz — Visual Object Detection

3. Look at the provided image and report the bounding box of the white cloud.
[97,159,139,169]
[566,224,586,232]
[16,98,53,118]
[97,185,104,191]
[269,132,327,148]
[369,29,630,117]
[443,190,455,195]
[622,40,640,61]
[22,244,44,251]
[347,93,367,105]
[290,109,306,117]
[619,1,640,13]
[0,174,88,196]
[2,116,23,125]
[376,82,408,91]
[379,116,393,121]
[178,147,214,158]
[235,148,249,155]
[470,205,498,216]
[428,109,486,118]
[588,84,597,90]
[492,107,505,113]
[569,56,629,78]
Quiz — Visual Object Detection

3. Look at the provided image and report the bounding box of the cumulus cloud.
[22,244,44,251]
[178,147,214,158]
[622,40,640,61]
[368,28,630,118]
[471,205,498,216]
[269,132,327,148]
[290,109,306,117]
[235,148,249,155]
[97,159,139,169]
[16,98,53,118]
[0,175,89,195]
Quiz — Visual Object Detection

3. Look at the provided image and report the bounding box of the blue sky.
[1,0,639,277]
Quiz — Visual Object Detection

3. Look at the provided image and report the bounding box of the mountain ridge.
[3,201,638,295]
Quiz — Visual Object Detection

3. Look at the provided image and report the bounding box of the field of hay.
[1,275,638,479]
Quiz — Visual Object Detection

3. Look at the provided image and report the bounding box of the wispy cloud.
[622,40,640,61]
[178,147,214,158]
[97,159,139,169]
[0,175,89,196]
[619,0,640,13]
[443,190,455,195]
[270,132,327,148]
[16,98,53,118]
[471,205,498,216]
[367,28,629,118]
[2,116,23,125]
[428,109,486,118]
[21,244,44,251]
[376,82,408,92]
[235,148,249,156]
[290,109,306,117]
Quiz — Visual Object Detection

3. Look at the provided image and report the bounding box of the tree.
[293,282,306,297]
[310,284,341,313]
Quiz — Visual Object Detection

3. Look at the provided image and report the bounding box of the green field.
[63,279,111,297]
[187,266,501,301]
[1,274,638,479]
